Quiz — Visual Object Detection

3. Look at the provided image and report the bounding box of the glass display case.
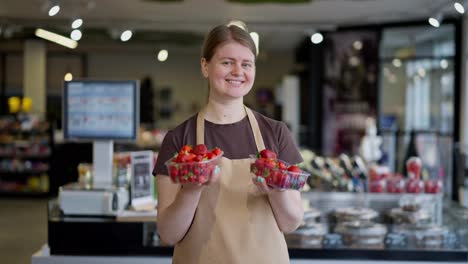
[43,192,468,263]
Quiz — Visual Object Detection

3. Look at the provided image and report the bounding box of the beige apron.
[172,107,290,264]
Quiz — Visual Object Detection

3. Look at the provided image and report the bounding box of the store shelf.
[0,115,54,198]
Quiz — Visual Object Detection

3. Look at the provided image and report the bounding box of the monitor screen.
[63,80,139,141]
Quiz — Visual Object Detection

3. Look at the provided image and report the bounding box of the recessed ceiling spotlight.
[440,59,449,69]
[392,58,402,68]
[48,5,60,16]
[157,49,168,62]
[70,29,82,41]
[353,40,363,50]
[454,2,465,14]
[428,13,442,28]
[71,18,83,29]
[310,32,323,44]
[120,30,132,42]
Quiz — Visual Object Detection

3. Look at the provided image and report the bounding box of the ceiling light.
[120,30,132,42]
[157,49,168,62]
[250,32,259,55]
[353,40,363,50]
[392,58,402,67]
[454,2,465,14]
[70,29,82,41]
[440,59,449,69]
[310,32,323,44]
[428,13,442,28]
[71,18,83,29]
[348,56,360,66]
[64,73,73,81]
[35,28,78,49]
[418,68,426,77]
[48,5,60,16]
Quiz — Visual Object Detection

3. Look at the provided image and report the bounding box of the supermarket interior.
[1,0,468,263]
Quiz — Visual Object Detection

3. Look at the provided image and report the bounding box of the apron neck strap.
[196,105,265,152]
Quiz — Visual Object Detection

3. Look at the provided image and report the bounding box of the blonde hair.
[201,21,257,61]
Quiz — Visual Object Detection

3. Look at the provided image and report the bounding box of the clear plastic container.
[164,152,223,184]
[424,179,443,194]
[249,155,310,190]
[406,178,424,193]
[386,177,405,193]
[369,179,386,193]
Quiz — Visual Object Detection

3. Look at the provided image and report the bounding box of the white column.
[281,75,300,144]
[23,40,46,115]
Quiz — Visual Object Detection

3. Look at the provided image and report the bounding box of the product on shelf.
[285,223,328,248]
[250,149,310,190]
[392,224,449,249]
[334,221,387,249]
[406,157,422,180]
[334,207,378,223]
[386,174,405,193]
[406,178,424,193]
[0,115,52,195]
[387,206,432,225]
[165,144,223,184]
[424,179,443,194]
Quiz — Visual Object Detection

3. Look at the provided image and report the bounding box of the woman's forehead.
[214,41,255,60]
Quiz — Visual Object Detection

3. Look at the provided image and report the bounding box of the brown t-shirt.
[153,110,303,176]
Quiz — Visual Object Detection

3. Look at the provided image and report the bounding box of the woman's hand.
[251,175,283,194]
[251,175,303,233]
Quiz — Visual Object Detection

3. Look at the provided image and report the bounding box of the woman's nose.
[231,64,242,75]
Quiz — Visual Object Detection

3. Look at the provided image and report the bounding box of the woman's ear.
[201,58,209,78]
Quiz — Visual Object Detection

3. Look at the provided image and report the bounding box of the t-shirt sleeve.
[152,130,179,176]
[277,122,303,165]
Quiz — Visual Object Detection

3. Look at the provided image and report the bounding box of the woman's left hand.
[251,176,283,194]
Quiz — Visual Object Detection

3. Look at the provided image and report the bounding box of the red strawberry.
[194,155,203,162]
[204,152,215,160]
[259,149,277,160]
[212,147,222,156]
[185,153,197,162]
[277,161,287,170]
[193,144,208,155]
[287,165,301,174]
[180,145,193,154]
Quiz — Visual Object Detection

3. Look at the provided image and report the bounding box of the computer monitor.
[63,80,139,141]
[63,80,140,187]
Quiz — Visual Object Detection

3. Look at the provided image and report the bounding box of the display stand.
[93,140,114,188]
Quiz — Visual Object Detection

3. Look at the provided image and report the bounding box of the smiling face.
[201,41,256,101]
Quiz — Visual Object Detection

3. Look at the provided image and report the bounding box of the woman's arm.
[156,168,220,245]
[267,190,303,233]
[156,176,203,245]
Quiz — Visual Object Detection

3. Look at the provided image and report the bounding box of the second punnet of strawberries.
[250,149,309,190]
[165,144,223,184]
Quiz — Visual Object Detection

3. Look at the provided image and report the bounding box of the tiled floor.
[0,198,48,264]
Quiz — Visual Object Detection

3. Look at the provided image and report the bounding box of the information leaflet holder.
[130,150,156,211]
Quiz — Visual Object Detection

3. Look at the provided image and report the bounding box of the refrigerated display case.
[33,191,468,264]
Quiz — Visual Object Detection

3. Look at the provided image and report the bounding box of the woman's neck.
[204,99,246,124]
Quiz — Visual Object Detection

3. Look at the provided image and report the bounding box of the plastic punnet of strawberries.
[165,144,223,184]
[250,149,310,190]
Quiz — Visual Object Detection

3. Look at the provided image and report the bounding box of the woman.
[153,22,304,263]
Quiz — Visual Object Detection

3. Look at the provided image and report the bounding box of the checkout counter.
[32,192,468,264]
